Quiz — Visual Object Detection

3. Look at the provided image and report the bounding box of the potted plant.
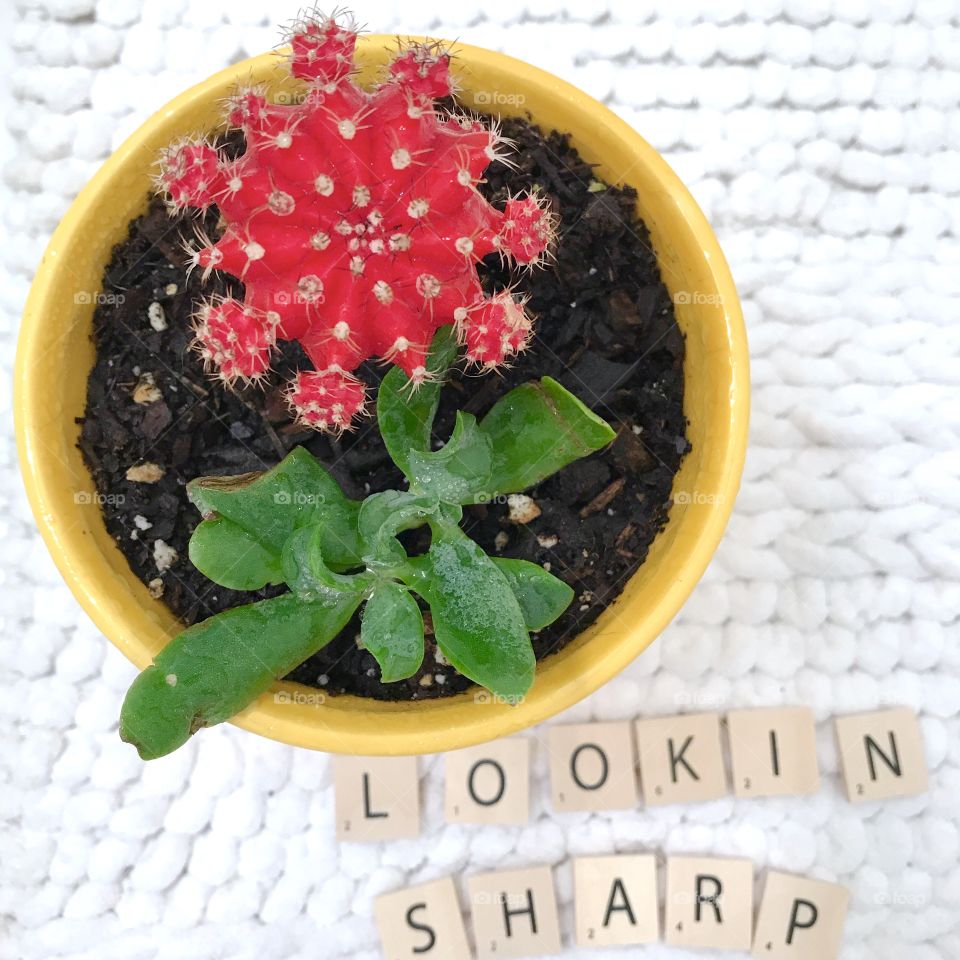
[15,12,749,757]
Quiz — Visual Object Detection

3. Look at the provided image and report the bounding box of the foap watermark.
[671,889,728,907]
[874,891,926,907]
[674,490,725,507]
[474,690,526,707]
[273,490,328,506]
[274,690,326,706]
[472,890,530,907]
[74,290,125,306]
[472,90,526,107]
[273,279,325,306]
[674,689,728,710]
[673,290,723,306]
[74,490,125,506]
[273,89,309,106]
[473,492,510,506]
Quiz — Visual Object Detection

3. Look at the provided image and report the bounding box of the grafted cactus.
[155,11,557,431]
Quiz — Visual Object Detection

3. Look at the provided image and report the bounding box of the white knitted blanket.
[4,2,959,958]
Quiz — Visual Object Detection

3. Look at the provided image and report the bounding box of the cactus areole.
[155,12,557,431]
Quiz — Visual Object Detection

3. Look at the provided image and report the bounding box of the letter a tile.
[573,854,659,947]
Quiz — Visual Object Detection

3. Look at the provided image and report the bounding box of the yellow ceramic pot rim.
[15,37,749,756]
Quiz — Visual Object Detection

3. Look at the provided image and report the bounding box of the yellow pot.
[15,37,749,756]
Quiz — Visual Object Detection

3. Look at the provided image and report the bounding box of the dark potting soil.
[79,113,688,701]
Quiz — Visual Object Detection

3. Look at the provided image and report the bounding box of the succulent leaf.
[281,524,375,599]
[477,376,617,496]
[361,582,425,683]
[376,324,459,475]
[491,558,575,632]
[119,591,362,760]
[186,447,363,587]
[403,526,535,701]
[188,516,285,591]
[405,411,494,503]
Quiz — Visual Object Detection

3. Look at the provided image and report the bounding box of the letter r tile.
[665,855,754,951]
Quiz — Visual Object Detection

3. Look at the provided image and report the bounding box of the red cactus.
[155,11,556,431]
[194,297,278,381]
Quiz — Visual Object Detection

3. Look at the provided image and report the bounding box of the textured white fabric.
[3,2,960,958]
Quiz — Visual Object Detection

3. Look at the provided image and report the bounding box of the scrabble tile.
[444,739,530,825]
[635,713,728,806]
[834,708,929,803]
[332,755,420,841]
[547,722,638,812]
[573,854,659,947]
[727,707,821,798]
[665,855,753,951]
[752,872,849,960]
[467,865,562,959]
[375,877,472,960]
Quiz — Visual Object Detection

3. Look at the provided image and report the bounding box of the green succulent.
[119,327,615,758]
